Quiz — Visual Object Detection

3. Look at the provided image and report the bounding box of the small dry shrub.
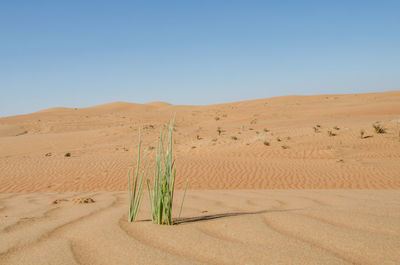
[372,123,386,134]
[328,130,336,137]
[360,130,365,139]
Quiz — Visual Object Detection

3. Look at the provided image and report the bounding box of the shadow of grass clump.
[174,208,303,225]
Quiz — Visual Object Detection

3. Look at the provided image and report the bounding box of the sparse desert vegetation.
[129,120,187,224]
[1,92,400,265]
[360,129,365,139]
[2,0,400,262]
[128,130,145,222]
[328,130,336,137]
[373,122,387,134]
[146,120,187,225]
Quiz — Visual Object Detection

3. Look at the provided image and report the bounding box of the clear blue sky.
[1,1,399,117]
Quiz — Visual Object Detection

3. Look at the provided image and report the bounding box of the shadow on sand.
[173,208,303,225]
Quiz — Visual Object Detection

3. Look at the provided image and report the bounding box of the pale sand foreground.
[0,190,399,265]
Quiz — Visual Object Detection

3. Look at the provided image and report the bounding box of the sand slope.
[1,92,400,265]
[1,91,400,192]
[0,190,399,265]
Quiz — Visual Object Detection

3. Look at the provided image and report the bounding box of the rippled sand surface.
[0,190,399,265]
[1,92,399,264]
[1,91,400,192]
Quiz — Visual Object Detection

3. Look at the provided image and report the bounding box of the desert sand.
[1,91,400,264]
[0,190,400,264]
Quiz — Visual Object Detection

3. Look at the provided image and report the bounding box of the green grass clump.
[146,119,188,225]
[128,130,147,222]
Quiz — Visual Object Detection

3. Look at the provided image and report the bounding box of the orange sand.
[1,91,400,264]
[1,91,400,192]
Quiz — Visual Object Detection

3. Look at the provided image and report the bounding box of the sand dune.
[0,190,399,265]
[0,91,400,192]
[1,91,400,264]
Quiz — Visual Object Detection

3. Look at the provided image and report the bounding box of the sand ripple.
[0,190,399,265]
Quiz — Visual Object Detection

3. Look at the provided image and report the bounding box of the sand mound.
[145,101,172,107]
[35,107,72,113]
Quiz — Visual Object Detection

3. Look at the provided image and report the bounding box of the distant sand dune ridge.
[1,91,400,192]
